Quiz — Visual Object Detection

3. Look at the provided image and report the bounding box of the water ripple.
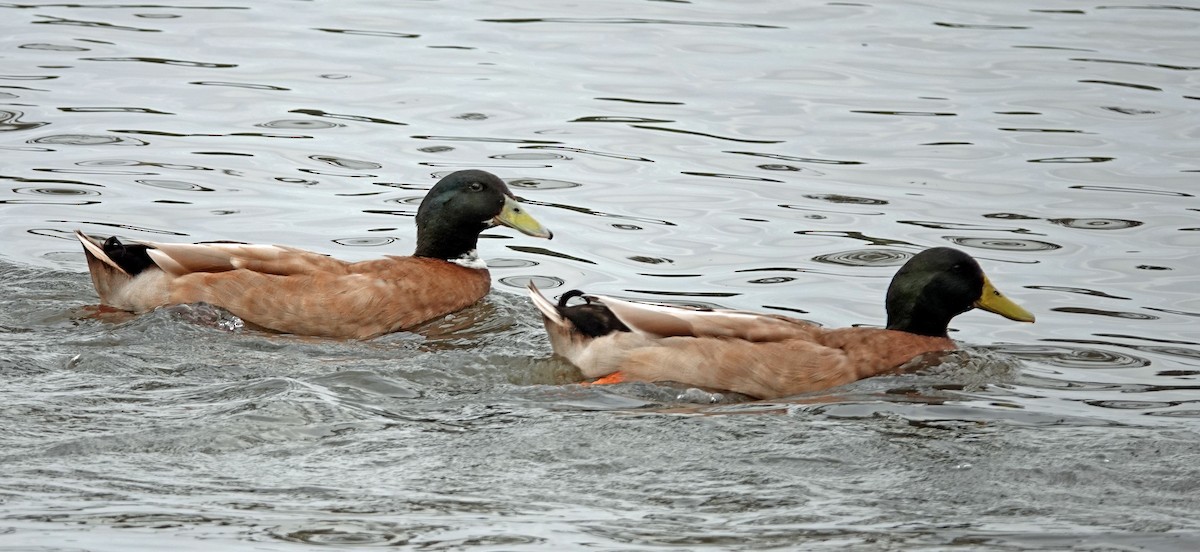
[12,187,98,197]
[682,171,783,182]
[80,57,237,68]
[413,135,560,144]
[1047,218,1143,230]
[310,155,382,170]
[793,230,914,247]
[191,81,289,90]
[520,145,653,162]
[32,15,161,32]
[934,22,1030,30]
[112,129,310,139]
[505,246,595,265]
[18,43,90,52]
[572,115,674,124]
[506,177,582,190]
[486,258,538,269]
[1027,285,1130,300]
[135,179,215,192]
[498,275,564,289]
[0,199,99,206]
[1071,57,1200,71]
[28,134,148,146]
[1068,185,1193,197]
[942,236,1061,251]
[491,152,571,161]
[331,237,396,247]
[0,109,49,132]
[313,28,419,39]
[481,17,785,29]
[526,200,677,227]
[629,125,783,144]
[1052,307,1158,320]
[288,109,407,126]
[804,193,888,205]
[811,248,911,267]
[77,159,216,171]
[0,174,102,186]
[1079,79,1163,91]
[258,119,343,129]
[850,110,957,116]
[58,107,174,114]
[986,344,1151,370]
[747,276,795,284]
[727,150,864,165]
[1028,156,1114,163]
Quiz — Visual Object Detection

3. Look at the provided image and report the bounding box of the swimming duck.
[77,169,552,339]
[528,247,1034,399]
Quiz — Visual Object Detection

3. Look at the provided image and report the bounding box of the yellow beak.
[493,195,552,239]
[974,275,1035,323]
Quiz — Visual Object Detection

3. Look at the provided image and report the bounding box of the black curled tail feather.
[557,289,587,308]
[557,289,631,338]
[102,236,156,276]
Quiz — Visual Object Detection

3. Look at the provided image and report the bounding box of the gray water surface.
[2,1,1199,550]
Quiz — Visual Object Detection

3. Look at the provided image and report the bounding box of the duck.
[528,247,1035,399]
[76,169,552,339]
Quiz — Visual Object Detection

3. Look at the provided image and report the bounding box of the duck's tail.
[74,230,158,307]
[527,282,637,380]
[527,283,630,338]
[527,281,566,326]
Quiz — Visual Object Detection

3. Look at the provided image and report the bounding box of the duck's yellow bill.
[493,195,553,239]
[975,275,1036,323]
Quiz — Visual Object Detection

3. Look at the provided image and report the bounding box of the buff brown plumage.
[529,247,1034,399]
[77,170,551,339]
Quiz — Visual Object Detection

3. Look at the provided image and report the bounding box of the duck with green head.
[76,170,552,339]
[528,247,1034,399]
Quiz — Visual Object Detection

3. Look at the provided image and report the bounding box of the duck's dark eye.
[468,181,484,192]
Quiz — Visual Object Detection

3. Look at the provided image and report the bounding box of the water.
[2,0,1199,549]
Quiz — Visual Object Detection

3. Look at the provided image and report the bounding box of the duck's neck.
[885,299,960,337]
[413,222,487,267]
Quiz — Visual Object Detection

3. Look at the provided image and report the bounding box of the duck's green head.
[414,170,552,260]
[885,247,1034,337]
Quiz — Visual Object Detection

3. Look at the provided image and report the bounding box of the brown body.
[78,231,490,339]
[75,170,553,339]
[604,327,954,399]
[528,285,955,399]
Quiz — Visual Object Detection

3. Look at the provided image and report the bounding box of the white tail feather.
[74,230,128,274]
[526,282,565,326]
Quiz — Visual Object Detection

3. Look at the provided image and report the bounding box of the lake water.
[2,1,1198,550]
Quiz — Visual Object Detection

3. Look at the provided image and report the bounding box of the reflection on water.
[2,0,1199,549]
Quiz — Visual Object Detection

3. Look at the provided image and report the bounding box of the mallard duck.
[528,247,1035,399]
[77,169,552,339]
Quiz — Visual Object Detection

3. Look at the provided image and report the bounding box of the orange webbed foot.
[588,372,626,385]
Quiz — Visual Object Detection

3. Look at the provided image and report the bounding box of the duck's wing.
[75,230,351,313]
[76,230,348,277]
[586,293,816,342]
[146,241,348,276]
[528,284,824,383]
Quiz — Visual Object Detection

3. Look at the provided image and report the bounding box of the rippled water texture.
[2,1,1199,550]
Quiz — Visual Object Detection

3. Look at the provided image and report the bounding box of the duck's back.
[171,256,491,339]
